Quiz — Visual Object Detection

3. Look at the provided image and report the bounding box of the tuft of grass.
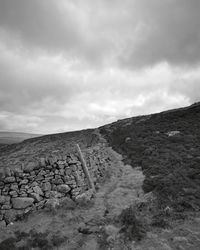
[118,205,146,241]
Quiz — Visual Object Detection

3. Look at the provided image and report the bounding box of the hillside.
[100,102,200,212]
[1,103,200,249]
[1,102,200,213]
[0,132,41,145]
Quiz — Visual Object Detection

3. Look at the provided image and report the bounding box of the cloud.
[1,0,199,68]
[0,0,199,133]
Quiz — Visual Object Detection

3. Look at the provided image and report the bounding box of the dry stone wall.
[0,153,90,225]
[0,146,112,226]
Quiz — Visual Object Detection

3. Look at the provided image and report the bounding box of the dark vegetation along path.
[100,102,200,213]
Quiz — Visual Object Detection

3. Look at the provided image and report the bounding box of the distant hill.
[0,132,42,145]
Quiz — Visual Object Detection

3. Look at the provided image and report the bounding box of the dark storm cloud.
[0,0,111,65]
[0,0,200,67]
[0,0,80,51]
[119,0,200,68]
[0,0,199,133]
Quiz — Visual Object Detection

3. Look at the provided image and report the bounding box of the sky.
[0,0,200,134]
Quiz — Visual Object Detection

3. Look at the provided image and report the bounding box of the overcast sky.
[0,0,200,134]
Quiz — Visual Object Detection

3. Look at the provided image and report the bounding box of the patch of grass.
[118,205,146,241]
[0,229,68,250]
[0,238,17,250]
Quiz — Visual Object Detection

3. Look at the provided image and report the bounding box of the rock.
[59,197,76,209]
[173,236,188,243]
[30,181,39,187]
[19,179,29,185]
[4,176,15,183]
[9,191,18,197]
[49,191,62,199]
[52,178,64,185]
[57,184,71,194]
[29,193,42,202]
[5,167,11,177]
[4,209,21,223]
[68,160,78,166]
[0,220,6,228]
[35,175,44,181]
[75,189,94,204]
[38,170,46,176]
[24,162,36,173]
[45,198,59,212]
[11,197,34,209]
[42,182,51,192]
[105,225,119,236]
[125,137,131,142]
[0,169,5,181]
[33,186,44,196]
[40,158,46,167]
[13,167,23,176]
[65,168,72,175]
[166,131,180,137]
[45,165,52,170]
[36,200,46,210]
[0,196,6,204]
[1,204,12,210]
[10,183,19,191]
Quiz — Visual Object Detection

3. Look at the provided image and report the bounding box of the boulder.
[57,184,71,194]
[4,176,15,183]
[11,197,34,209]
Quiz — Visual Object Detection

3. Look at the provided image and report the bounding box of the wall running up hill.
[0,148,111,225]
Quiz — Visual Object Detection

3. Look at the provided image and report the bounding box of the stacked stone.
[0,154,87,225]
[86,147,111,185]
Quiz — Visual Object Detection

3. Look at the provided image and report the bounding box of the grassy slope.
[100,103,200,212]
[0,129,98,169]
